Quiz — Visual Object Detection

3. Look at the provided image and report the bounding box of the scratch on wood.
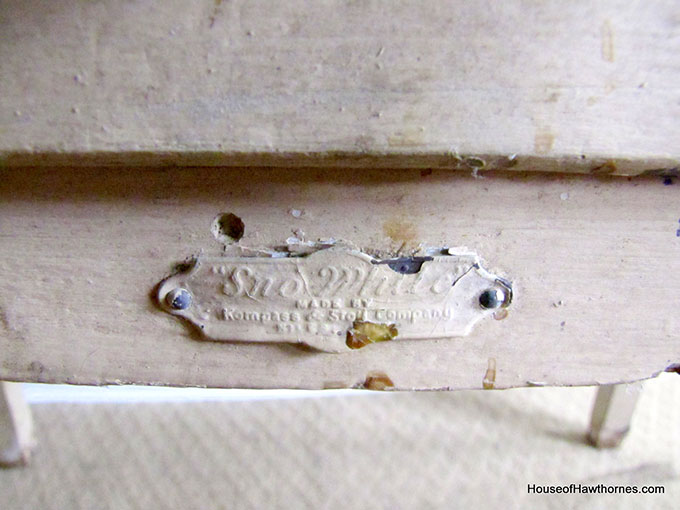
[601,21,615,62]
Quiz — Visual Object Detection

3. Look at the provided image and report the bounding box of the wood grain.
[1,0,679,175]
[0,166,678,390]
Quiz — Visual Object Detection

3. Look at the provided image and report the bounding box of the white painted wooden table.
[1,0,679,458]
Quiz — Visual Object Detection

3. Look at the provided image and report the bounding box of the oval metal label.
[157,246,512,352]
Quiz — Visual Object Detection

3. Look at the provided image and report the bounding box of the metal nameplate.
[157,247,512,352]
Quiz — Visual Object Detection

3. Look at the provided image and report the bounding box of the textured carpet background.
[2,374,678,510]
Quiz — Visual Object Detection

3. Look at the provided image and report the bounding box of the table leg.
[0,381,35,467]
[587,382,642,448]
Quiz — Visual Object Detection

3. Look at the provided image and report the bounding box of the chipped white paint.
[1,0,679,175]
[0,166,678,390]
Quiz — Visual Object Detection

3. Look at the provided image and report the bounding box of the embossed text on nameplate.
[157,247,512,352]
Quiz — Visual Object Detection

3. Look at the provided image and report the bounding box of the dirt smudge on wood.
[383,217,417,245]
[534,128,555,155]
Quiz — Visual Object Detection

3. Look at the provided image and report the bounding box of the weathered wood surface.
[0,167,678,390]
[1,0,679,175]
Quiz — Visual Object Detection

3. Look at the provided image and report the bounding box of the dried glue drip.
[346,321,398,349]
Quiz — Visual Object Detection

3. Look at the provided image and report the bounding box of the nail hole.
[211,213,244,243]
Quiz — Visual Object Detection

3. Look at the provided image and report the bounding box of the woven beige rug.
[2,375,678,510]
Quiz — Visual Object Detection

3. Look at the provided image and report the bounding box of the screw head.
[166,288,192,310]
[479,288,505,310]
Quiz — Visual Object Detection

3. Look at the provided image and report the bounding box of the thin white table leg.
[587,382,642,448]
[0,381,35,467]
